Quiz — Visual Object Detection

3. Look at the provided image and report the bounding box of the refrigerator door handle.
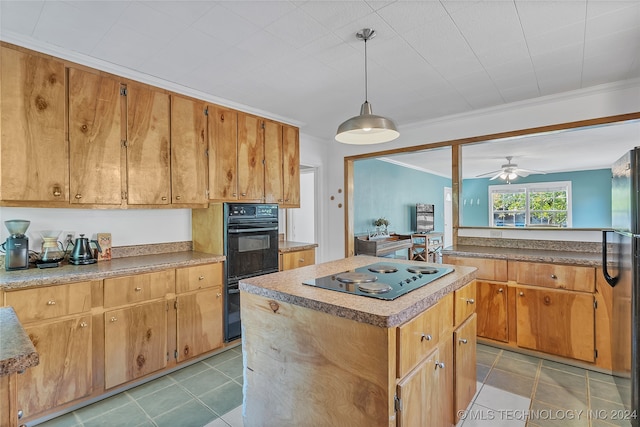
[602,230,619,287]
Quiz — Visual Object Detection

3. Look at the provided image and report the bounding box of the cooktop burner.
[302,262,454,300]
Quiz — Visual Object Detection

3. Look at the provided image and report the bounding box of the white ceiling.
[1,0,639,174]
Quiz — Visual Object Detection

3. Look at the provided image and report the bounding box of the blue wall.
[461,169,612,227]
[353,159,451,234]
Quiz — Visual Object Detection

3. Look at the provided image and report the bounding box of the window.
[489,181,571,227]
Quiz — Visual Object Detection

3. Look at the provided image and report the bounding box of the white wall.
[321,79,640,261]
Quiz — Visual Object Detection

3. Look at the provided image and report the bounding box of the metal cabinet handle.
[299,258,305,262]
[80,322,88,328]
[551,274,557,279]
[498,288,504,293]
[47,300,56,305]
[110,317,118,322]
[53,186,61,197]
[176,195,181,201]
[519,291,524,296]
[75,194,82,199]
[459,338,468,344]
[17,409,23,419]
[134,287,142,292]
[435,361,445,369]
[421,333,432,342]
[216,292,222,298]
[161,196,167,201]
[232,193,237,197]
[241,193,247,197]
[199,276,205,280]
[466,298,475,304]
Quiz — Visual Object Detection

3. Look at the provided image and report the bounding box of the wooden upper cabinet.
[208,105,238,201]
[68,67,123,205]
[264,119,284,204]
[0,46,67,202]
[171,95,207,205]
[282,124,300,207]
[237,113,265,201]
[126,82,171,205]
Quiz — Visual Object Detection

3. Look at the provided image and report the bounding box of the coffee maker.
[4,219,30,271]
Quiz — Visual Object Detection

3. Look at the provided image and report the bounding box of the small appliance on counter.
[68,234,101,265]
[36,230,65,269]
[3,219,31,271]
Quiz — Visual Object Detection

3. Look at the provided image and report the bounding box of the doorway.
[287,166,317,245]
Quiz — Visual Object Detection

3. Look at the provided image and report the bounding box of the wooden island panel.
[242,291,396,427]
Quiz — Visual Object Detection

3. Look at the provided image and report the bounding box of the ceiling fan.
[476,156,547,181]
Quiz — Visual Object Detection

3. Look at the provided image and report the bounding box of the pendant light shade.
[336,29,399,145]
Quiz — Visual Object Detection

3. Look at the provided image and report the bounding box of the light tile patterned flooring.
[36,343,632,427]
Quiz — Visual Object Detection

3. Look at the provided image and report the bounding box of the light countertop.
[0,307,38,376]
[0,251,225,290]
[278,241,318,253]
[442,245,602,267]
[239,255,477,328]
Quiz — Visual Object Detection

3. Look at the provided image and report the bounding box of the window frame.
[488,181,572,228]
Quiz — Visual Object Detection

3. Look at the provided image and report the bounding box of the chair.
[409,234,428,261]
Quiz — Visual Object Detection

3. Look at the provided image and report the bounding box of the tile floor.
[35,343,632,427]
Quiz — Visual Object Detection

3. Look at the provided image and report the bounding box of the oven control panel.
[227,203,278,219]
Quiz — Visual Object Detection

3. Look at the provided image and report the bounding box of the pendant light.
[335,28,399,144]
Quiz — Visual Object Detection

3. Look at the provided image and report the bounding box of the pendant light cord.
[363,36,368,102]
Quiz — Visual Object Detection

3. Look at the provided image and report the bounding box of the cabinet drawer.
[175,263,223,294]
[104,270,174,308]
[454,281,477,326]
[515,262,595,292]
[397,298,443,378]
[444,256,507,282]
[5,282,92,323]
[280,249,316,271]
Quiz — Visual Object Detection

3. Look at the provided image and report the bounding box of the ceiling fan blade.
[475,169,501,177]
[489,171,503,180]
[516,168,547,176]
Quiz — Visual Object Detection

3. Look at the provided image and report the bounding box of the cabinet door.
[280,249,315,271]
[176,288,223,362]
[454,314,477,423]
[516,286,595,362]
[397,347,447,427]
[68,67,123,205]
[443,256,507,282]
[17,315,92,419]
[476,281,508,342]
[171,95,207,204]
[1,46,67,202]
[454,280,477,326]
[104,300,167,389]
[282,124,300,207]
[126,82,171,205]
[208,105,238,201]
[237,113,264,201]
[263,119,283,204]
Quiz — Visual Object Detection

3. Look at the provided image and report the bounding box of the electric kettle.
[69,234,101,265]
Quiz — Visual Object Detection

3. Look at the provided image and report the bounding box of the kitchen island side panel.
[241,291,396,427]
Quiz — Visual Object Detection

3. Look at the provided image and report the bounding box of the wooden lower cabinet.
[476,281,508,342]
[17,315,93,419]
[397,346,448,427]
[176,288,223,362]
[104,300,168,389]
[454,314,477,424]
[279,248,316,271]
[515,285,595,362]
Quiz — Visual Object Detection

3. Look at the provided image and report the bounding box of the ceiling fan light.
[499,172,508,180]
[508,172,518,180]
[336,102,399,144]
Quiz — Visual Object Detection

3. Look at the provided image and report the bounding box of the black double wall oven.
[224,203,279,341]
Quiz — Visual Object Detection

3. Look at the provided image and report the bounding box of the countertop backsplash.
[456,236,602,253]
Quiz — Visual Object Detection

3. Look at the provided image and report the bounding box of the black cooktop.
[302,262,454,300]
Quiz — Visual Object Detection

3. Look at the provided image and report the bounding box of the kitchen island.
[239,255,477,427]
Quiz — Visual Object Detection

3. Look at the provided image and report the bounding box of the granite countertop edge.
[0,251,225,290]
[442,245,602,267]
[278,241,318,253]
[239,256,478,328]
[0,307,39,376]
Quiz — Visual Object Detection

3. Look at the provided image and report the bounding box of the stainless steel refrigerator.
[602,148,640,425]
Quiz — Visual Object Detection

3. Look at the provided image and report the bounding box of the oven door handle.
[228,288,240,295]
[228,226,278,233]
